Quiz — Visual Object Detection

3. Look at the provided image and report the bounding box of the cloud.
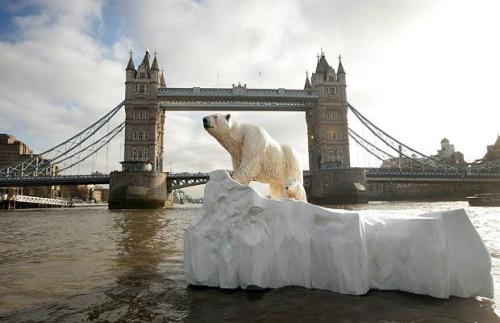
[0,0,130,173]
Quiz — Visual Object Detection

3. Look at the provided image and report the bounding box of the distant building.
[381,138,465,169]
[0,134,33,168]
[381,154,428,170]
[0,134,56,198]
[432,138,465,166]
[478,135,500,163]
[93,186,109,202]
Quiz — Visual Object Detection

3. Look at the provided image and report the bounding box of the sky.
[0,0,499,197]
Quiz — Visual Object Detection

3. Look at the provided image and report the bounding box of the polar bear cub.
[203,113,303,199]
[284,178,307,202]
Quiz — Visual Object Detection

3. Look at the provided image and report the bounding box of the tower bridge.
[1,49,499,208]
[110,49,362,208]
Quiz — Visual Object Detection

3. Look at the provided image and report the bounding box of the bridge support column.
[166,190,174,208]
[108,171,167,209]
[307,168,368,204]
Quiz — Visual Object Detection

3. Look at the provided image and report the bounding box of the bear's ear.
[225,114,231,121]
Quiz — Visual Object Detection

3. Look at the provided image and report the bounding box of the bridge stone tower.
[109,50,168,209]
[123,50,165,171]
[305,53,367,203]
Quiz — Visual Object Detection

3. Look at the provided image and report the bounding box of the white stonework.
[184,170,494,299]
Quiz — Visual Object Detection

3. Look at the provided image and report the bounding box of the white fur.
[203,114,303,199]
[284,178,308,202]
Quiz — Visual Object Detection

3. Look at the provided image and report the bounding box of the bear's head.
[284,178,300,192]
[203,114,232,136]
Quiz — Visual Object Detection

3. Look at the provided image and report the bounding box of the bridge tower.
[306,52,367,203]
[123,50,165,171]
[109,50,168,209]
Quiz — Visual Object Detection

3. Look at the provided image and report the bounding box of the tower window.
[325,111,340,121]
[328,87,339,95]
[140,72,146,79]
[327,129,342,140]
[133,129,149,141]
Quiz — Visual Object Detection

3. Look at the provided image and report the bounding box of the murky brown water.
[0,202,498,322]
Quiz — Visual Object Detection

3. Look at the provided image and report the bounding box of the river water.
[0,202,499,322]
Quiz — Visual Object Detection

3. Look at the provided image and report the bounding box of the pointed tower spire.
[151,51,159,71]
[126,49,135,71]
[140,49,151,69]
[337,54,345,74]
[160,69,166,87]
[315,50,330,74]
[304,71,311,89]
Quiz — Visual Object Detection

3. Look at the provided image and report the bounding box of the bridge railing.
[366,168,500,178]
[157,87,319,99]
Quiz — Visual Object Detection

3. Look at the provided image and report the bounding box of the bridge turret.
[306,52,366,204]
[337,56,345,81]
[150,52,160,86]
[160,70,166,87]
[126,50,136,81]
[304,71,311,89]
[140,50,150,70]
[336,55,346,100]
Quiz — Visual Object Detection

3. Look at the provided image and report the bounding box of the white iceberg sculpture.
[184,170,494,299]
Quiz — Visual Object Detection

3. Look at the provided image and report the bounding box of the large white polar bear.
[203,113,303,199]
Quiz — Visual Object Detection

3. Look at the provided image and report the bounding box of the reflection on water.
[0,202,499,322]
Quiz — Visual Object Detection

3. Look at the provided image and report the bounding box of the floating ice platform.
[184,170,494,299]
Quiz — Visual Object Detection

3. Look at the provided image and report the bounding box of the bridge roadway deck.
[157,87,319,111]
[1,171,499,188]
[0,173,211,189]
[365,170,500,183]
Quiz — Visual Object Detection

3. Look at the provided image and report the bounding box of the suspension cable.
[348,103,452,170]
[0,101,124,176]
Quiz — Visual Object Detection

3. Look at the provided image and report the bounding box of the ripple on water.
[0,203,499,322]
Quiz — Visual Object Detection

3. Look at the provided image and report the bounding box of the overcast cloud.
[1,0,499,196]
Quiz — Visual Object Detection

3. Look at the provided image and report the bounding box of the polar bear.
[284,178,307,202]
[203,113,302,199]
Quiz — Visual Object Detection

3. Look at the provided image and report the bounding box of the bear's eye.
[214,116,218,119]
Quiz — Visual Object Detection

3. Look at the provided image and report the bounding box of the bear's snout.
[203,117,210,129]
